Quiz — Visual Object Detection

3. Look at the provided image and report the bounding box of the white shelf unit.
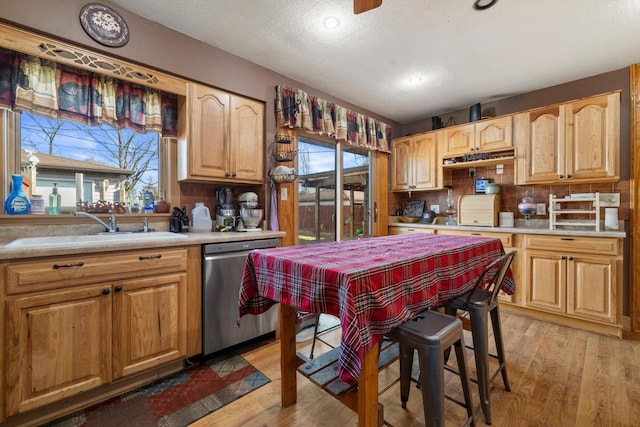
[549,193,600,231]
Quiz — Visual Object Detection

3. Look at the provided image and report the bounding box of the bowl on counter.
[399,216,421,223]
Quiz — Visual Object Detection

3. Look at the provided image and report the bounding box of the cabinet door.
[474,116,513,152]
[518,106,565,183]
[391,137,411,191]
[565,92,619,181]
[113,273,187,379]
[443,123,475,156]
[412,132,437,190]
[525,251,565,313]
[230,96,264,182]
[566,255,616,324]
[5,285,112,416]
[188,83,230,179]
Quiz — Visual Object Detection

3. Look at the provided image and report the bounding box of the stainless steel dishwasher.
[202,238,279,356]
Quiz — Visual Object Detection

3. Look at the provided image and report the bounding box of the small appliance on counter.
[216,187,236,228]
[238,192,263,231]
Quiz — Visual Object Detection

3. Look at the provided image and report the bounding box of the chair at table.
[386,309,475,427]
[442,250,517,425]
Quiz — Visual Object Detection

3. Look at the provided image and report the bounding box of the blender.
[216,187,236,228]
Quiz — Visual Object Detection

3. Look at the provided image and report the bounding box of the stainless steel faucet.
[74,210,116,232]
[142,216,148,232]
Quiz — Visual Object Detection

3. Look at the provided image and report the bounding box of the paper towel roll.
[604,208,618,230]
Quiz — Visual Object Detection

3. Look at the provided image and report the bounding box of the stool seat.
[387,310,475,427]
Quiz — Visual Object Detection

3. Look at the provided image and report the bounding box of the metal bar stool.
[387,309,475,427]
[443,250,516,425]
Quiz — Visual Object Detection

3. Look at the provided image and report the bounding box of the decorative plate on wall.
[79,3,129,47]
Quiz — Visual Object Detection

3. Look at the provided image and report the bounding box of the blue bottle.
[5,174,31,215]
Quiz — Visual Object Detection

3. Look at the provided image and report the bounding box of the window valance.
[0,48,177,137]
[275,85,391,153]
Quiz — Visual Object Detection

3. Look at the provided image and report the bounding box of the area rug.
[49,353,270,427]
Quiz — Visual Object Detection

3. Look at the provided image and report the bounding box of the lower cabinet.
[523,235,621,334]
[2,248,188,418]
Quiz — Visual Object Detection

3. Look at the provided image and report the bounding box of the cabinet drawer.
[388,226,436,235]
[6,248,188,294]
[524,235,620,256]
[436,229,513,248]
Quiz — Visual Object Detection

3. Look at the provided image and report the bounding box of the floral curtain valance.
[275,85,391,153]
[0,49,177,137]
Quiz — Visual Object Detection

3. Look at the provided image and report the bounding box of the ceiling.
[110,0,640,124]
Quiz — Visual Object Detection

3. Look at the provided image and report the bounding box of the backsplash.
[390,163,630,221]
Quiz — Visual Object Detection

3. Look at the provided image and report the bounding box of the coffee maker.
[216,187,236,228]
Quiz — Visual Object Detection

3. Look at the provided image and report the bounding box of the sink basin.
[4,232,188,248]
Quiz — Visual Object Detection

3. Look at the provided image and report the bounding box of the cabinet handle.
[470,232,481,235]
[225,172,231,177]
[114,285,123,292]
[566,174,572,179]
[139,254,162,260]
[52,261,84,269]
[560,255,567,260]
[232,172,237,177]
[559,174,564,179]
[568,256,574,261]
[374,202,378,222]
[560,237,574,241]
[102,288,110,295]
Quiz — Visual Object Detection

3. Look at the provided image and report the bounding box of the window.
[297,137,371,244]
[19,111,159,212]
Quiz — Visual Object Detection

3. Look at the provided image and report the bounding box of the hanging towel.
[269,185,279,231]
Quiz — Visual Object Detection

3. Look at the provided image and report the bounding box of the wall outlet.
[536,203,546,215]
[280,187,288,201]
[430,204,440,214]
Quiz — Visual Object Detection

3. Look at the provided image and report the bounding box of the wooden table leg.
[280,304,298,407]
[358,343,381,426]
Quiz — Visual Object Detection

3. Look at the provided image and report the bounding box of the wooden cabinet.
[442,116,513,158]
[392,131,441,192]
[388,226,435,235]
[5,285,112,416]
[523,235,621,334]
[516,91,620,184]
[435,229,521,305]
[3,248,188,417]
[178,82,264,183]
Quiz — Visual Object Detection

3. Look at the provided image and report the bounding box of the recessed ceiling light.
[409,76,423,85]
[323,16,340,29]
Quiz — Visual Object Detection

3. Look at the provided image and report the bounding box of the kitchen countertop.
[389,217,627,239]
[0,230,286,260]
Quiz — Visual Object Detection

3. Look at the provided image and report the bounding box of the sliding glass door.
[297,137,371,244]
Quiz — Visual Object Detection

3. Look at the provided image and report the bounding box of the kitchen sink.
[4,232,187,248]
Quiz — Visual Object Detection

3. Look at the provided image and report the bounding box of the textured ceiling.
[110,0,640,124]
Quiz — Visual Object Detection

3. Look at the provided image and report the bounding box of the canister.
[30,194,45,214]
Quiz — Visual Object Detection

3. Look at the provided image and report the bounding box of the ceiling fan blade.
[354,0,382,14]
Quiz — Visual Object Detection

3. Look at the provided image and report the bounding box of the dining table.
[238,233,514,426]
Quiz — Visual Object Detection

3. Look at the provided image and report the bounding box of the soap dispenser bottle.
[48,183,61,215]
[4,174,30,215]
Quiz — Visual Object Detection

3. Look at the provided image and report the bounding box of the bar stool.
[443,251,517,425]
[386,310,475,427]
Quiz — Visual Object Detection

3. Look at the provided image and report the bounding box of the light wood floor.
[191,312,640,426]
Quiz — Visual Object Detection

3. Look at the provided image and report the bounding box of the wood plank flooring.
[191,312,640,426]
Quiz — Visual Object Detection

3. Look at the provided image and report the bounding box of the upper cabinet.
[516,91,620,184]
[442,116,513,157]
[178,83,264,183]
[392,130,449,192]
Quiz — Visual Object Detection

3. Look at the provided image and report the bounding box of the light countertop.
[388,217,627,239]
[0,230,286,260]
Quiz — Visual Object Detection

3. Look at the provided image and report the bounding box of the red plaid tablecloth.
[239,233,514,385]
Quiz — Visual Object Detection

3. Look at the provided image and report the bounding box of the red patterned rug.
[49,353,270,427]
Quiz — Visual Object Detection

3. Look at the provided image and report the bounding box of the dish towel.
[269,185,279,231]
